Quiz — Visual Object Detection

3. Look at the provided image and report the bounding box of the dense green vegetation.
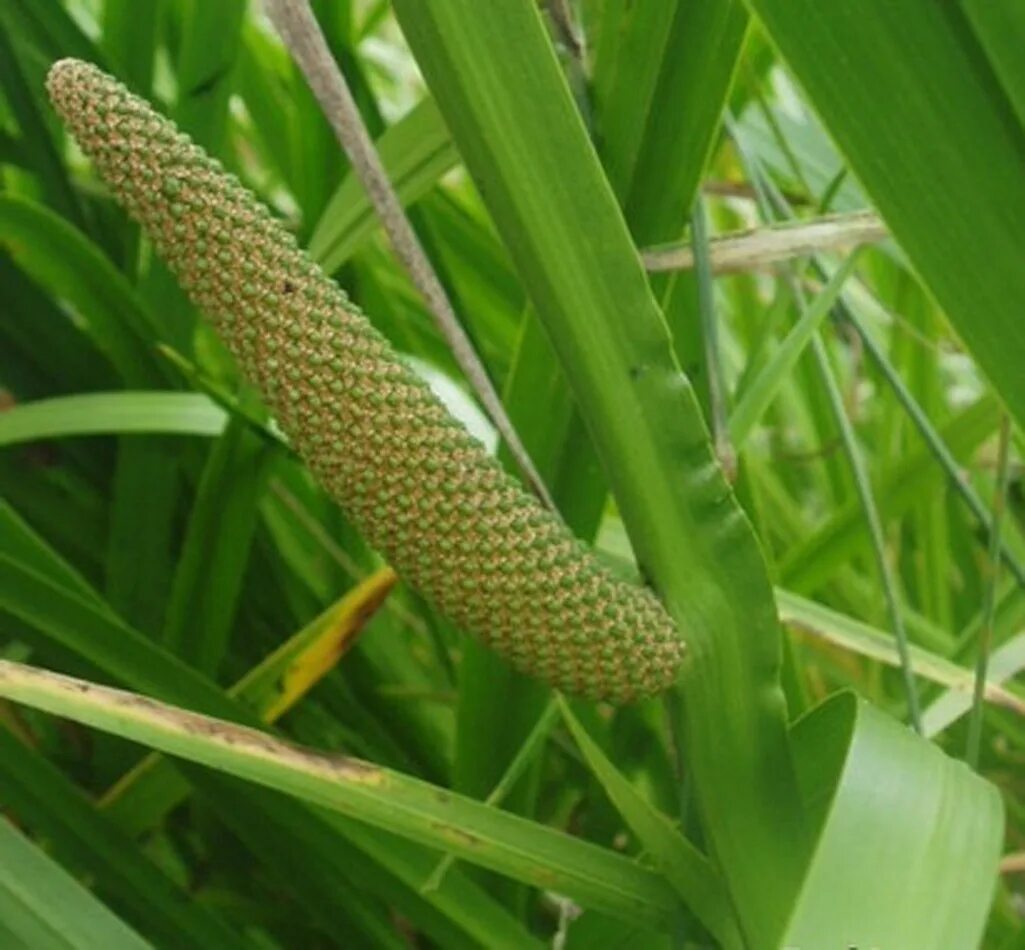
[1,1,1023,946]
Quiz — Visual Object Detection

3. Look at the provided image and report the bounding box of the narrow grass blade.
[0,660,679,928]
[730,249,860,448]
[809,330,922,730]
[425,699,558,893]
[925,632,1025,738]
[591,0,681,201]
[593,0,748,245]
[690,197,733,475]
[776,589,1025,716]
[0,196,165,385]
[0,729,246,947]
[0,816,150,950]
[559,699,741,947]
[5,264,106,408]
[780,396,998,592]
[318,817,545,949]
[308,97,458,273]
[0,0,105,66]
[838,300,1025,591]
[162,420,276,674]
[0,21,86,229]
[101,0,160,96]
[172,0,246,154]
[104,439,180,638]
[0,393,228,446]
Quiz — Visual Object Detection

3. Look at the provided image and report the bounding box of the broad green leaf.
[452,0,748,821]
[0,815,150,950]
[962,1,1025,130]
[785,693,1002,946]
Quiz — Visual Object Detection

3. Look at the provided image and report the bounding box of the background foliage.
[0,0,1023,946]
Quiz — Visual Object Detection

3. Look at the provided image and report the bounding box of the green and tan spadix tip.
[46,58,684,702]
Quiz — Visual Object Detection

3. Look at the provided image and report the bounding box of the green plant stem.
[829,291,1025,594]
[966,414,1013,767]
[807,330,923,731]
[690,197,734,478]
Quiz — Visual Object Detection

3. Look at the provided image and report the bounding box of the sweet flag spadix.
[46,59,683,702]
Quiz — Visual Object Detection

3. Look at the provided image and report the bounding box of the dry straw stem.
[263,0,553,508]
[46,59,683,702]
[642,210,887,274]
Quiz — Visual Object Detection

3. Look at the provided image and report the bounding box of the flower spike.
[46,59,683,702]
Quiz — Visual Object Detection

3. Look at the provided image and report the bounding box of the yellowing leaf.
[259,567,397,723]
[99,568,396,835]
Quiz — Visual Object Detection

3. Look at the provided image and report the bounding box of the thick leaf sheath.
[46,59,683,702]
